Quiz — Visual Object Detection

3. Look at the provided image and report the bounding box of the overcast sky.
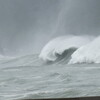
[0,0,100,56]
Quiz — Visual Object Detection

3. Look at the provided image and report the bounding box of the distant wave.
[0,54,13,60]
[39,35,92,63]
[69,36,100,64]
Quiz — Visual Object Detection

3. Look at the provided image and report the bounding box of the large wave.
[39,35,92,62]
[69,36,100,64]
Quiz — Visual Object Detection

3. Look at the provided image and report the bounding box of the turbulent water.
[39,35,93,62]
[0,0,100,100]
[0,36,100,100]
[1,55,100,100]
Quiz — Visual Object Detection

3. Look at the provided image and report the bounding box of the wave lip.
[39,35,91,63]
[69,36,100,64]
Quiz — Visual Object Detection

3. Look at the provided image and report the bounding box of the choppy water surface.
[0,0,100,100]
[0,55,100,100]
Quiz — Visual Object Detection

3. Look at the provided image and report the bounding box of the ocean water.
[0,0,100,100]
[0,54,100,100]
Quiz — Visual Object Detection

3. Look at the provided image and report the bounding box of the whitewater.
[69,36,100,64]
[39,35,93,62]
[1,35,100,100]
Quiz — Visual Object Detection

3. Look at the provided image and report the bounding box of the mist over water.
[0,0,100,56]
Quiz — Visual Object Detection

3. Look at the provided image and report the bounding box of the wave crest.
[39,35,91,63]
[69,36,100,64]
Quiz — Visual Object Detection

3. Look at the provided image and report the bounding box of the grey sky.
[0,0,100,56]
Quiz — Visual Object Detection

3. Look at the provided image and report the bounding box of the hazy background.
[0,0,100,56]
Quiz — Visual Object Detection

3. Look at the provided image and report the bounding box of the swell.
[0,54,44,69]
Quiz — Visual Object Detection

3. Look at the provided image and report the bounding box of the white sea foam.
[69,36,100,64]
[39,35,92,62]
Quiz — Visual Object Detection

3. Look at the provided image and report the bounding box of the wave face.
[69,36,100,64]
[39,36,92,62]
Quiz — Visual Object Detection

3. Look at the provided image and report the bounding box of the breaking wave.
[39,35,92,63]
[1,35,99,66]
[69,36,100,64]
